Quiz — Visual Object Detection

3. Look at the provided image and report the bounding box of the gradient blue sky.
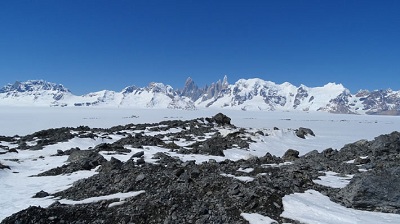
[1,0,399,94]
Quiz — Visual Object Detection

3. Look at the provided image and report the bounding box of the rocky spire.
[179,77,203,101]
[222,75,229,88]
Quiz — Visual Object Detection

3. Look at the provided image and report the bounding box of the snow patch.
[281,190,400,224]
[313,171,354,188]
[59,191,145,205]
[220,173,254,182]
[241,213,278,224]
[237,167,254,173]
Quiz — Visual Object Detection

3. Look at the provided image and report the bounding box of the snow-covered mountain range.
[1,77,400,115]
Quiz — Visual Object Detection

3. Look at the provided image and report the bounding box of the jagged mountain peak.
[146,82,174,94]
[222,75,228,87]
[122,85,138,94]
[0,80,70,93]
[180,77,203,100]
[0,77,399,115]
[184,77,194,85]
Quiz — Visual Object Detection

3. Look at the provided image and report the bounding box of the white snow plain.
[1,107,400,223]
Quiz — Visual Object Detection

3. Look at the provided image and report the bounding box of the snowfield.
[1,106,398,150]
[1,106,400,223]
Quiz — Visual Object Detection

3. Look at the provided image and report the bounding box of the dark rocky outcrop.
[183,130,252,156]
[205,113,232,126]
[295,127,315,139]
[113,134,163,149]
[32,190,50,198]
[36,150,107,176]
[0,162,10,170]
[333,167,400,213]
[18,128,74,150]
[282,149,299,161]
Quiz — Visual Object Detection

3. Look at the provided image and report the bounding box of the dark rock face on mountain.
[326,91,355,114]
[0,80,70,103]
[178,77,204,101]
[359,89,400,115]
[293,86,309,109]
[2,115,400,223]
[0,80,70,94]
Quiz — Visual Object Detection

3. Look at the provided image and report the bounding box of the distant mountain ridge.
[1,77,400,115]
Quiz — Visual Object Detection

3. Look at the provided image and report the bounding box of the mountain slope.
[0,78,399,115]
[0,80,72,106]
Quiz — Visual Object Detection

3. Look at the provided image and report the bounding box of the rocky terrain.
[1,78,400,115]
[1,113,400,223]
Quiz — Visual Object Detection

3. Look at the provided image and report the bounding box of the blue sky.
[0,0,399,95]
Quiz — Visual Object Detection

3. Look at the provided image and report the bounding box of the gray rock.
[206,113,231,126]
[295,127,315,139]
[0,162,10,170]
[67,150,106,170]
[354,156,371,165]
[97,157,123,173]
[131,151,144,158]
[282,149,299,161]
[36,150,107,176]
[33,190,50,198]
[135,173,146,182]
[335,167,400,213]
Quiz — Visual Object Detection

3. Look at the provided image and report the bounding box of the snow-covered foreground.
[1,107,400,223]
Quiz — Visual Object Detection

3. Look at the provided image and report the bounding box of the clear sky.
[0,0,399,95]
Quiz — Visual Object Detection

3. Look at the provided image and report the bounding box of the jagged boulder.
[369,131,400,157]
[334,166,400,213]
[32,190,50,198]
[36,150,107,176]
[206,113,231,126]
[130,151,144,158]
[282,149,299,161]
[67,150,106,169]
[0,162,10,170]
[295,127,315,139]
[96,157,123,173]
[114,134,163,149]
[18,128,74,150]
